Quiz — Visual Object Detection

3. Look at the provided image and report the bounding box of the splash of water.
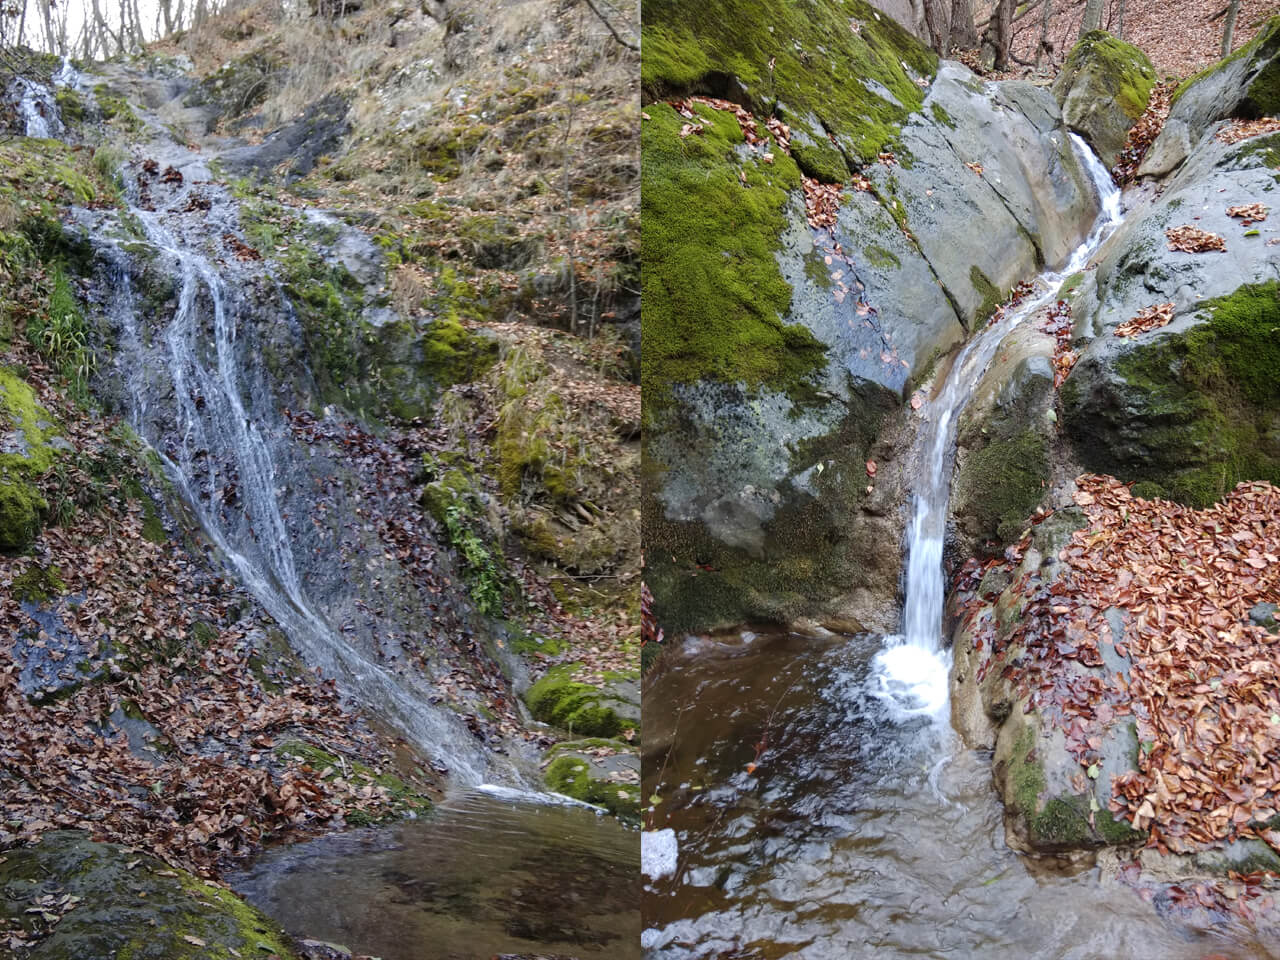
[871,135,1123,721]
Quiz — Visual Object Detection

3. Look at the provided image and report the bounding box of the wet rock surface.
[0,831,300,959]
[643,7,1104,634]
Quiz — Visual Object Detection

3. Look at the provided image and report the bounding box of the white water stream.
[870,134,1124,722]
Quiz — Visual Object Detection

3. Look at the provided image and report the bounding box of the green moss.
[11,562,65,603]
[544,753,640,824]
[641,101,827,422]
[1238,132,1280,169]
[54,86,86,124]
[421,315,499,387]
[863,243,900,269]
[930,102,956,128]
[273,739,430,820]
[1059,271,1085,299]
[524,664,632,738]
[1067,282,1280,507]
[970,265,1004,324]
[1060,31,1156,120]
[641,0,936,166]
[92,83,143,133]
[1129,480,1165,499]
[957,429,1050,545]
[1009,724,1045,823]
[1031,794,1091,846]
[1095,806,1147,844]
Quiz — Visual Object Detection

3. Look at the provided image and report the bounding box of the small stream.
[641,141,1270,958]
[642,633,1268,959]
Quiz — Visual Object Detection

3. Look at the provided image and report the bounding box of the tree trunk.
[950,0,979,48]
[981,0,1016,70]
[1222,0,1241,57]
[1034,0,1054,70]
[1116,0,1127,39]
[922,0,952,54]
[1079,0,1103,37]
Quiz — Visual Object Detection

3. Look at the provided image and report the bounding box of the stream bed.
[232,789,641,960]
[641,631,1271,959]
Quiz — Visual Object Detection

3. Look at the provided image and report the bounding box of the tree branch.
[579,0,638,51]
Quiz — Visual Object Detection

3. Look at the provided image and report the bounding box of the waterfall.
[870,135,1123,721]
[10,58,82,139]
[88,144,508,786]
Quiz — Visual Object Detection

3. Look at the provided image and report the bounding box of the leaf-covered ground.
[0,347,426,882]
[961,474,1280,855]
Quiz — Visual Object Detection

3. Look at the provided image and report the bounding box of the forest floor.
[963,0,1278,79]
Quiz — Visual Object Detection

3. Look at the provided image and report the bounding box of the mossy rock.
[524,664,636,739]
[272,739,431,822]
[954,415,1051,550]
[544,751,640,825]
[642,0,936,168]
[11,562,65,603]
[0,480,47,550]
[1173,16,1280,118]
[0,831,300,959]
[1063,282,1280,507]
[1052,31,1156,167]
[640,101,826,424]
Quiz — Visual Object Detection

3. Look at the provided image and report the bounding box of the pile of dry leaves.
[965,475,1280,857]
[1113,80,1176,184]
[1167,225,1226,253]
[1115,301,1175,338]
[1217,117,1280,145]
[1,354,415,878]
[1228,202,1270,225]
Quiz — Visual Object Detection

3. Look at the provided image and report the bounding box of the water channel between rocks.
[641,141,1275,959]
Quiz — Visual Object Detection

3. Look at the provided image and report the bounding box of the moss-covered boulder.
[543,738,640,825]
[642,3,1104,636]
[524,664,638,739]
[1064,283,1280,506]
[642,0,936,174]
[1163,16,1280,146]
[0,368,59,550]
[1053,31,1156,168]
[0,831,301,959]
[951,325,1056,551]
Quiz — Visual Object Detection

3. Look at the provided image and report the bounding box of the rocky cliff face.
[642,0,1103,636]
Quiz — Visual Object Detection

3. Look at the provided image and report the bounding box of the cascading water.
[10,57,82,138]
[870,134,1123,722]
[93,158,504,785]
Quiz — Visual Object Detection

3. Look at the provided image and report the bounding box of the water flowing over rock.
[952,22,1280,865]
[642,0,1108,636]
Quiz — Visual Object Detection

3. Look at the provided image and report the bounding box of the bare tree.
[950,0,979,48]
[981,0,1017,70]
[1079,0,1103,37]
[922,0,952,53]
[1221,0,1241,56]
[1034,0,1054,70]
[1116,0,1127,39]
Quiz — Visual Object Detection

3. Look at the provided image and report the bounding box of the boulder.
[1053,31,1156,169]
[1061,127,1280,505]
[950,323,1056,552]
[1163,16,1280,144]
[642,17,1103,633]
[0,831,300,959]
